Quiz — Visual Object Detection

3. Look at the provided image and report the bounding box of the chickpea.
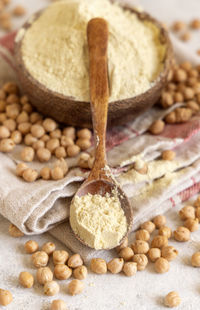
[77,128,91,139]
[174,92,184,102]
[16,111,29,123]
[0,100,6,112]
[22,168,38,182]
[24,240,39,254]
[68,279,84,296]
[88,156,95,169]
[68,254,83,268]
[30,112,42,124]
[54,264,72,280]
[36,148,51,162]
[67,145,80,157]
[135,229,150,241]
[132,254,148,271]
[180,61,192,71]
[161,92,174,109]
[44,281,60,296]
[41,134,50,143]
[41,242,55,255]
[53,250,69,265]
[32,251,49,268]
[40,167,51,180]
[51,167,64,180]
[90,258,107,274]
[50,129,62,139]
[164,291,181,308]
[179,205,195,220]
[3,82,19,94]
[0,113,6,123]
[191,252,200,267]
[194,196,200,208]
[123,262,137,277]
[30,124,45,138]
[19,271,34,288]
[0,138,15,152]
[23,103,33,114]
[0,125,10,138]
[196,207,200,220]
[155,257,170,273]
[24,134,37,146]
[119,247,134,261]
[46,138,60,153]
[162,150,175,161]
[20,95,28,105]
[36,267,53,285]
[151,235,168,248]
[16,163,28,177]
[54,158,68,175]
[3,119,16,131]
[11,130,22,144]
[131,240,149,254]
[51,300,67,310]
[153,215,166,229]
[140,221,155,234]
[148,248,161,262]
[55,146,67,159]
[43,118,57,132]
[6,94,19,105]
[161,246,178,261]
[174,226,190,242]
[60,136,74,147]
[0,289,13,306]
[63,127,75,139]
[18,122,31,135]
[21,147,35,162]
[184,218,199,232]
[78,152,90,168]
[32,140,45,150]
[6,103,20,119]
[0,90,6,100]
[172,21,186,32]
[9,223,24,237]
[107,258,124,274]
[149,120,165,135]
[115,236,128,252]
[76,138,91,150]
[158,226,172,239]
[187,100,199,112]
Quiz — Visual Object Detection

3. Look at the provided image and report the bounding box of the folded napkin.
[1,27,200,261]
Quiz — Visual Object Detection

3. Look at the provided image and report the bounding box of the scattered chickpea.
[31,124,45,138]
[36,148,51,162]
[53,250,69,265]
[0,100,6,112]
[44,281,60,296]
[174,226,190,242]
[41,134,50,143]
[0,125,10,138]
[67,145,80,157]
[46,138,60,153]
[140,221,156,234]
[20,95,28,105]
[115,236,128,252]
[12,5,26,16]
[50,129,62,139]
[55,146,67,159]
[24,240,39,254]
[73,265,88,279]
[63,127,75,139]
[123,262,137,277]
[54,264,72,280]
[6,103,20,119]
[24,133,38,147]
[0,289,13,306]
[76,138,91,150]
[51,166,64,180]
[32,140,45,150]
[16,111,29,124]
[119,247,134,261]
[191,252,200,267]
[36,267,53,285]
[22,168,38,182]
[179,205,196,220]
[90,258,107,274]
[158,226,172,239]
[196,207,200,221]
[133,159,148,174]
[184,218,199,232]
[131,240,149,254]
[60,136,74,147]
[43,118,57,132]
[40,167,51,180]
[51,299,67,310]
[135,229,150,241]
[3,82,18,94]
[107,258,124,274]
[3,119,16,132]
[78,152,90,168]
[148,248,161,262]
[32,251,49,268]
[153,215,166,229]
[172,21,186,32]
[173,92,184,102]
[19,271,34,288]
[16,162,28,177]
[68,254,83,268]
[30,112,42,124]
[151,235,168,248]
[162,150,175,161]
[9,223,24,237]
[132,254,148,271]
[68,279,84,296]
[21,147,35,162]
[164,291,181,308]
[149,120,165,135]
[194,196,200,208]
[180,31,191,42]
[23,103,32,114]
[0,138,15,152]
[161,246,178,261]
[190,18,200,29]
[155,257,170,273]
[77,128,92,139]
[11,130,22,144]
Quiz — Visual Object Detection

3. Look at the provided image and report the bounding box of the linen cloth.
[0,5,200,261]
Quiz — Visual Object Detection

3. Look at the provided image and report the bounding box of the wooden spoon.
[69,18,133,250]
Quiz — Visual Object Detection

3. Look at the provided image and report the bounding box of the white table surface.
[1,1,200,309]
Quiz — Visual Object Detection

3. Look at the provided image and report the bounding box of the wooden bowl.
[14,5,173,128]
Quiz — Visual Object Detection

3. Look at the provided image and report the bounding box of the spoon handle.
[87,18,109,177]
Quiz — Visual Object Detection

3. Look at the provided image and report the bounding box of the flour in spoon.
[70,192,127,250]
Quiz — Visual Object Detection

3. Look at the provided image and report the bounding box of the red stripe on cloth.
[191,177,196,186]
[170,197,176,207]
[179,181,200,202]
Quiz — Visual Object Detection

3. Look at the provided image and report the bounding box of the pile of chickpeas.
[0,82,94,182]
[3,195,200,309]
[149,62,200,136]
